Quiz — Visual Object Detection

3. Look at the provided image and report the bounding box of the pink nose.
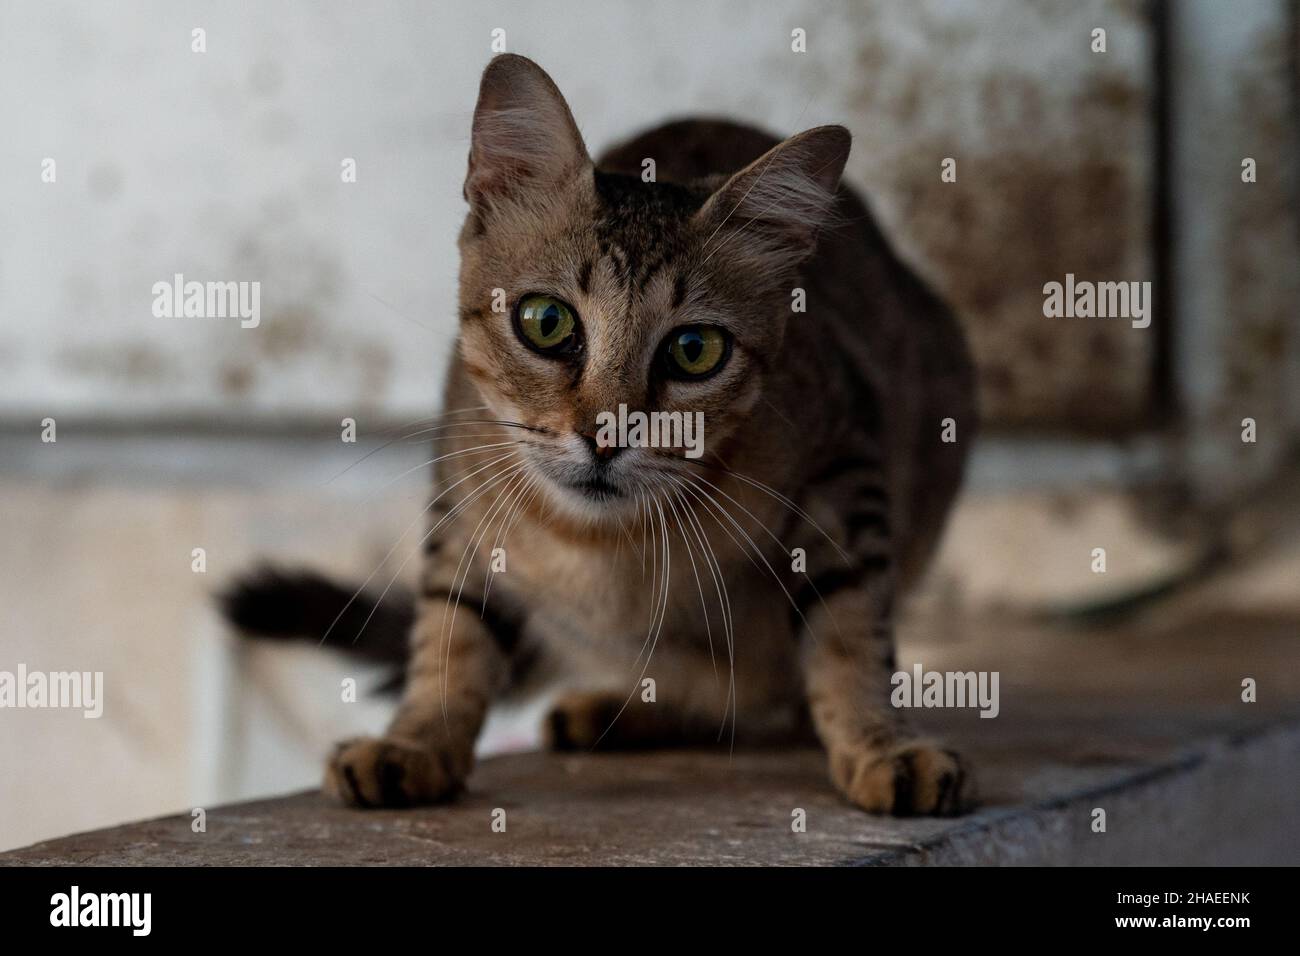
[579,431,621,461]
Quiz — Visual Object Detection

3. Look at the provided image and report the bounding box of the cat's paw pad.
[831,740,973,816]
[324,736,466,808]
[544,691,623,751]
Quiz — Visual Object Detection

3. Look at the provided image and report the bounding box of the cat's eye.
[662,325,730,379]
[515,294,580,355]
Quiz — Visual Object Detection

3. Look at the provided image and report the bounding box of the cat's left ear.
[695,125,850,266]
[465,54,591,212]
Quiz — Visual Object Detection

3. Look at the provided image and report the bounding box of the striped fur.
[252,56,977,816]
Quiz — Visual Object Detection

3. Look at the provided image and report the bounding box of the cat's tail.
[217,565,413,688]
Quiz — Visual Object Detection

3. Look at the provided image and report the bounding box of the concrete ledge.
[5,717,1296,866]
[7,593,1298,865]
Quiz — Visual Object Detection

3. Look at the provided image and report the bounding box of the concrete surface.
[5,721,1296,866]
[6,604,1298,866]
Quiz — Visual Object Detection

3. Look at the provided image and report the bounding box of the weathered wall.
[822,0,1157,431]
[1170,0,1300,503]
[1,0,1169,432]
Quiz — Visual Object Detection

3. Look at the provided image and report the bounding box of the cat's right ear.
[694,126,850,272]
[465,55,591,213]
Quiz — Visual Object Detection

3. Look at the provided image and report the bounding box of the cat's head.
[456,55,849,525]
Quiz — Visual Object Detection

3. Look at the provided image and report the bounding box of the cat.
[222,53,977,816]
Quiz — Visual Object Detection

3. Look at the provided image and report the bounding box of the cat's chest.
[499,524,659,641]
[494,511,795,665]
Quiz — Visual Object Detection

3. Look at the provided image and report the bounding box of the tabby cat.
[224,54,977,816]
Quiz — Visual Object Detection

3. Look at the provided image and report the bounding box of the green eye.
[516,294,578,354]
[663,326,729,379]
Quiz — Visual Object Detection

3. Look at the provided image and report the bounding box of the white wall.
[0,0,831,423]
[0,0,1155,427]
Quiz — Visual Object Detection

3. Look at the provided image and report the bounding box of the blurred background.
[1,0,1297,852]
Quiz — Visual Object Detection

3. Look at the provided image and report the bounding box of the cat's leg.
[325,591,516,808]
[797,567,973,816]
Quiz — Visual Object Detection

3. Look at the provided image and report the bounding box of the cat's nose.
[579,431,622,463]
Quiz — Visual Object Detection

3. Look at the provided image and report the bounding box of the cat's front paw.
[829,740,973,816]
[324,736,468,808]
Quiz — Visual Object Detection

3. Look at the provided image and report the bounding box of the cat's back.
[596,118,783,185]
